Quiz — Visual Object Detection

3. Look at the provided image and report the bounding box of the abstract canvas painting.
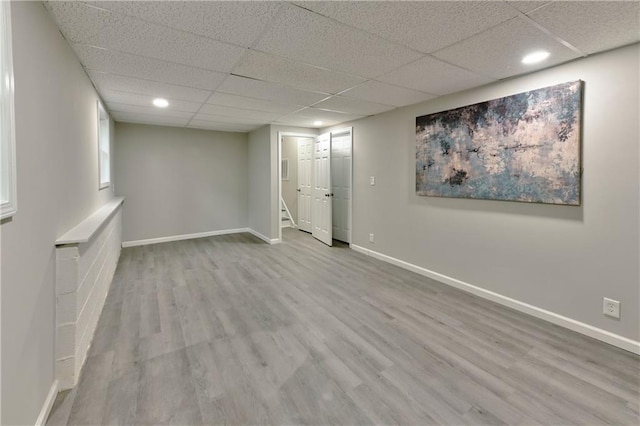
[416,81,583,205]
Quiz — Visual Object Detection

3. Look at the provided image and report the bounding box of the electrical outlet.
[603,298,620,319]
[370,176,375,186]
[369,233,375,243]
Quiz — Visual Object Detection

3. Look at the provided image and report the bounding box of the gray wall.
[326,44,640,342]
[1,2,116,424]
[248,125,272,240]
[281,136,299,222]
[114,123,248,242]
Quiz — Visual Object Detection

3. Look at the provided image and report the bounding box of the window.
[1,0,16,219]
[97,100,110,189]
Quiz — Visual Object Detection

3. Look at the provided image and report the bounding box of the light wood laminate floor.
[48,229,640,425]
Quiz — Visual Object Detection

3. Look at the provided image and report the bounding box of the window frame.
[1,0,17,220]
[97,100,110,190]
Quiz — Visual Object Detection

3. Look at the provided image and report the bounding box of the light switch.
[370,176,375,186]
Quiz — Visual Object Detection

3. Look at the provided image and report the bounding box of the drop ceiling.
[44,1,640,133]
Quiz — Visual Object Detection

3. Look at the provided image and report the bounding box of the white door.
[312,133,332,246]
[331,131,351,243]
[297,137,313,233]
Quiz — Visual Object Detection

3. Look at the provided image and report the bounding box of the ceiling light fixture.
[521,51,550,65]
[313,120,323,126]
[152,98,169,108]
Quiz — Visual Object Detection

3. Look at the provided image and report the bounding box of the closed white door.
[297,137,313,233]
[312,133,332,246]
[331,131,351,243]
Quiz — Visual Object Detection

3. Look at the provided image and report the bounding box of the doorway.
[278,131,316,244]
[278,128,353,247]
[280,135,313,233]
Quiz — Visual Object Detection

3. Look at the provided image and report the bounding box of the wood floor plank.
[50,228,640,426]
[135,348,202,425]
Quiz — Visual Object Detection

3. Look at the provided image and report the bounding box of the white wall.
[0,2,116,424]
[326,44,640,344]
[281,137,299,222]
[114,123,248,243]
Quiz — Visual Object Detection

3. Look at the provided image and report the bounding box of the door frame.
[276,128,353,247]
[329,127,353,246]
[277,131,318,244]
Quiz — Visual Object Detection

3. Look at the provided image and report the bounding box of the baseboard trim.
[246,229,280,245]
[35,380,59,426]
[122,228,250,247]
[351,244,640,355]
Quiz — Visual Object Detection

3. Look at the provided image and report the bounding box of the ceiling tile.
[377,56,495,96]
[44,2,114,43]
[433,17,581,79]
[73,44,227,91]
[253,4,422,78]
[110,111,190,127]
[340,81,436,107]
[88,71,212,103]
[44,2,245,72]
[207,93,302,115]
[198,104,282,122]
[100,90,202,113]
[295,1,518,53]
[312,96,395,116]
[192,113,268,126]
[188,120,260,133]
[273,116,326,128]
[106,102,194,119]
[506,1,552,14]
[278,107,365,127]
[233,50,365,95]
[528,1,640,54]
[216,75,328,106]
[91,1,282,48]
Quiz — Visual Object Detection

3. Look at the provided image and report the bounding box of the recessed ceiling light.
[313,120,323,126]
[153,98,169,108]
[521,51,550,65]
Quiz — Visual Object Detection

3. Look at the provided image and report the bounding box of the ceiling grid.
[43,0,640,132]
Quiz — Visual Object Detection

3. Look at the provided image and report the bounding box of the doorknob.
[297,189,301,192]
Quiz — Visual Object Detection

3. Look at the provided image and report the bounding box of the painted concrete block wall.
[114,123,248,243]
[55,209,122,389]
[1,3,117,424]
[325,44,640,343]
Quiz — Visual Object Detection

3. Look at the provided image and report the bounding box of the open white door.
[312,133,332,246]
[297,137,313,233]
[331,129,352,243]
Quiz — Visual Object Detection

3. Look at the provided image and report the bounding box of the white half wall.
[325,44,640,345]
[56,208,122,389]
[114,123,249,242]
[1,2,118,424]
